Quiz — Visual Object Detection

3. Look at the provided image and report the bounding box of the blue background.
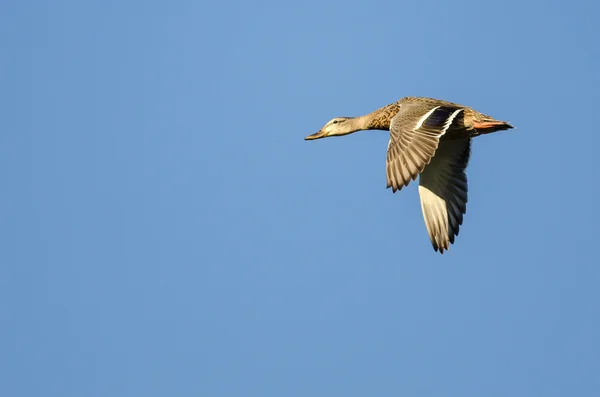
[2,0,599,396]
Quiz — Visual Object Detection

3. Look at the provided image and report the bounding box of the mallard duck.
[305,96,513,253]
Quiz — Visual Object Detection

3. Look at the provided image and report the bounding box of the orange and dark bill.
[305,130,327,140]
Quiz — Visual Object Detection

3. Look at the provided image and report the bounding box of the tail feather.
[473,120,514,134]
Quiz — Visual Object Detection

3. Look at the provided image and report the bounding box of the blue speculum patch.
[424,107,455,128]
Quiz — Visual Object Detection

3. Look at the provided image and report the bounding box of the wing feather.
[386,104,464,192]
[418,138,471,253]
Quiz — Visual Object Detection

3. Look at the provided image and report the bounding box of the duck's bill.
[305,130,327,140]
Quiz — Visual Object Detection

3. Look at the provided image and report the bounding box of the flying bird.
[305,96,513,253]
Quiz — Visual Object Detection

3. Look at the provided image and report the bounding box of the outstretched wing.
[386,104,464,192]
[418,138,471,253]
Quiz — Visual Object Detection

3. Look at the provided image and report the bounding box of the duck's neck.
[354,102,401,131]
[345,115,370,132]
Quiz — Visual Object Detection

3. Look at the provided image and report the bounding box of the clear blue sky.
[1,0,599,396]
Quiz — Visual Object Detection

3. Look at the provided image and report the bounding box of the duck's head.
[305,117,356,140]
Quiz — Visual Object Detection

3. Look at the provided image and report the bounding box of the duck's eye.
[332,120,339,124]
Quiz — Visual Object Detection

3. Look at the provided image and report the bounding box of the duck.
[305,96,513,253]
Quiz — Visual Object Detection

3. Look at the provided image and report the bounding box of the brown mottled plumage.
[305,96,514,254]
[362,97,509,134]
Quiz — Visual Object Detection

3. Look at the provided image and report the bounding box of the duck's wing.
[418,138,471,253]
[386,103,464,192]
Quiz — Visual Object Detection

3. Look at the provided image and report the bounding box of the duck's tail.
[472,120,514,134]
